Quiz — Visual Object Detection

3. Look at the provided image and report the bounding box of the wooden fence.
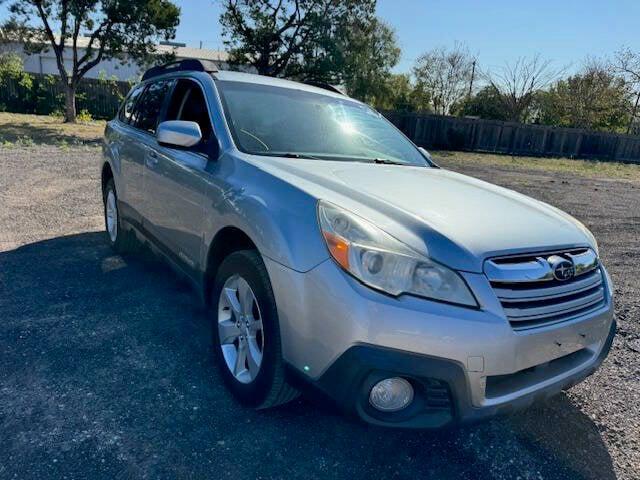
[0,74,131,120]
[2,74,640,162]
[384,112,640,164]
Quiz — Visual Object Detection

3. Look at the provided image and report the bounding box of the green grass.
[0,112,106,146]
[435,150,640,182]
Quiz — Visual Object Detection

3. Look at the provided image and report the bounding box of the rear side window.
[132,80,173,133]
[119,84,144,123]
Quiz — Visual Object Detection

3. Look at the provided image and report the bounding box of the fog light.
[369,377,414,412]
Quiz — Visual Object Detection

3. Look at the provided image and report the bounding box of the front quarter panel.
[202,153,329,273]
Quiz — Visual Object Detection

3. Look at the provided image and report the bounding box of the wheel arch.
[101,161,114,197]
[204,226,260,306]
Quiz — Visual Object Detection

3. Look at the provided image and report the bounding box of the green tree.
[0,51,26,80]
[338,17,400,103]
[220,0,358,77]
[611,47,640,133]
[3,0,180,122]
[0,19,29,92]
[457,85,510,120]
[0,51,34,110]
[219,0,399,102]
[373,73,431,112]
[537,63,631,132]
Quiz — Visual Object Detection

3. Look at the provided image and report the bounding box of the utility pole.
[468,60,476,98]
[628,90,640,135]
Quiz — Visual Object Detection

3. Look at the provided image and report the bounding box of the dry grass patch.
[0,112,106,146]
[435,150,640,182]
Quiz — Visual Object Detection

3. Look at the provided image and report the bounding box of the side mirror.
[157,120,202,148]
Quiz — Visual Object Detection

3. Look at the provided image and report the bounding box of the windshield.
[216,80,429,166]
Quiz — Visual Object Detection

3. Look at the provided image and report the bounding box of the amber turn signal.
[322,231,350,269]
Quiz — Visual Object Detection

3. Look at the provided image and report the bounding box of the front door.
[142,78,215,274]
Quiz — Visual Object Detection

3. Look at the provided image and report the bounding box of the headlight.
[318,201,478,307]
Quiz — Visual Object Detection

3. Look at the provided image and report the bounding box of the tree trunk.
[627,90,640,135]
[64,84,77,123]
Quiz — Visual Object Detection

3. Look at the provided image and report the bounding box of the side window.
[132,80,173,134]
[165,79,213,143]
[119,84,144,124]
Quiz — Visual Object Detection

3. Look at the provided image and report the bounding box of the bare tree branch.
[413,43,477,115]
[32,0,68,83]
[484,54,565,122]
[611,47,640,133]
[612,47,640,85]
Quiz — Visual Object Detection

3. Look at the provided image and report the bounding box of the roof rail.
[142,58,218,81]
[304,80,347,96]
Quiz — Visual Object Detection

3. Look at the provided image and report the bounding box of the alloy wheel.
[217,275,264,384]
[106,190,118,243]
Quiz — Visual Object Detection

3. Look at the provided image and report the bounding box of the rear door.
[111,84,145,223]
[142,78,215,274]
[126,79,175,230]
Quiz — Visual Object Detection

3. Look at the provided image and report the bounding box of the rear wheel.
[103,179,137,253]
[211,250,298,408]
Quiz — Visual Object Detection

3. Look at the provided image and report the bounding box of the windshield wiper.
[371,157,406,165]
[340,156,409,165]
[259,152,324,160]
[257,152,411,165]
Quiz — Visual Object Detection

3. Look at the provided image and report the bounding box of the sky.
[172,0,640,74]
[2,0,639,75]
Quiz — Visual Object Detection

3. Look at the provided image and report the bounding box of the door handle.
[146,149,159,166]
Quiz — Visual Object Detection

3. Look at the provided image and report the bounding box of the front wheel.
[211,250,298,409]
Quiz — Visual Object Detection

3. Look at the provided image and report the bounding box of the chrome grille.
[486,249,606,331]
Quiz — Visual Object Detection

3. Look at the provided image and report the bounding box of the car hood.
[253,157,596,273]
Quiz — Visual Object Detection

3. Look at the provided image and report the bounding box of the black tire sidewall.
[211,251,281,407]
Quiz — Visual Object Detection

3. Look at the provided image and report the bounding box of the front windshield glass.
[216,80,429,166]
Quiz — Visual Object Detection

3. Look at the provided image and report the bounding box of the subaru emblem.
[547,255,575,281]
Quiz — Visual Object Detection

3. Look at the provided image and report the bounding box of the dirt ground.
[0,145,638,479]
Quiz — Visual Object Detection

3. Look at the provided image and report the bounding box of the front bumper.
[311,320,615,428]
[264,257,615,428]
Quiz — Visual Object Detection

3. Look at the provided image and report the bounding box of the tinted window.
[216,81,428,166]
[133,80,173,133]
[119,84,144,123]
[166,80,213,141]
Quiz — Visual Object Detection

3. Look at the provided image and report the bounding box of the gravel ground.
[0,145,638,480]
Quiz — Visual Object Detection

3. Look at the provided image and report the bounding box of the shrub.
[77,109,93,123]
[0,59,131,119]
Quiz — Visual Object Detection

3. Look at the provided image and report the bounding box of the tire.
[103,179,138,254]
[211,250,299,409]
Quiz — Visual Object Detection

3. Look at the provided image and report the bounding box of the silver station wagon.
[101,59,615,428]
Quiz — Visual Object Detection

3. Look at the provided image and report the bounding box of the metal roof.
[44,36,232,63]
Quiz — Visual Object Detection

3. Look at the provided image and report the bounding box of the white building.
[6,37,250,81]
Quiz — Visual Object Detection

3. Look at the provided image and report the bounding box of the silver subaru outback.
[101,59,615,428]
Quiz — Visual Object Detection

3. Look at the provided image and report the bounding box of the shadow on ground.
[0,232,616,479]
